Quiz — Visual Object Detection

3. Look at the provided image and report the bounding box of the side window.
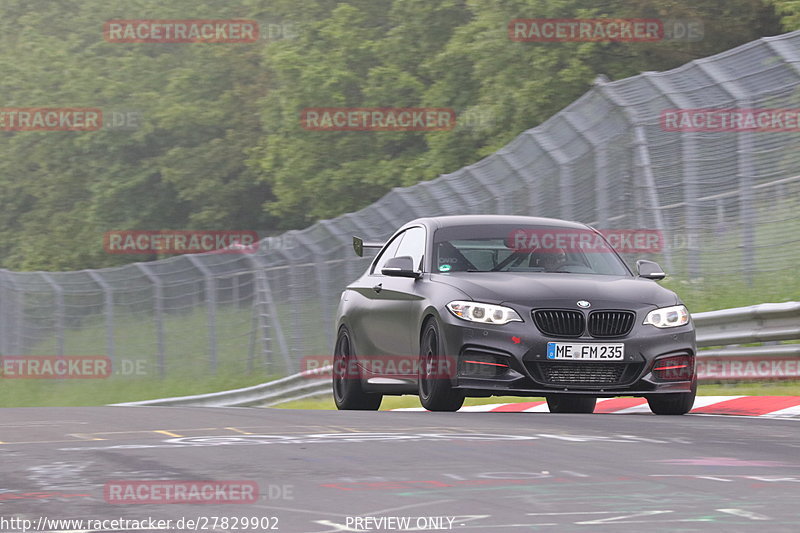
[393,226,426,271]
[371,233,404,274]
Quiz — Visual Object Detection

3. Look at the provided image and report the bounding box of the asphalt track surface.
[1,407,799,533]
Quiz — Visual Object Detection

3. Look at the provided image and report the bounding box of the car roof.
[403,215,592,232]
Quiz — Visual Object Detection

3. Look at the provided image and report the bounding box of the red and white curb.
[392,396,800,418]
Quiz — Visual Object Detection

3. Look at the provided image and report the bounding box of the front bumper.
[439,308,696,397]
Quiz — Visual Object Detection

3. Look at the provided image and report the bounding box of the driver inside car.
[529,247,567,271]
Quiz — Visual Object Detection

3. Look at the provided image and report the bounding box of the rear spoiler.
[353,236,384,257]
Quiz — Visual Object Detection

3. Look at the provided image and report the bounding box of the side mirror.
[353,236,384,257]
[637,259,666,280]
[382,256,421,279]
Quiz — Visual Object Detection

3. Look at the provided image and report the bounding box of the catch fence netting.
[2,31,799,381]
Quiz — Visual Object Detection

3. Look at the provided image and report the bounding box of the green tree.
[0,0,787,270]
[770,0,800,28]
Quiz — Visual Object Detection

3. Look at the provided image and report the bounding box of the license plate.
[546,342,624,361]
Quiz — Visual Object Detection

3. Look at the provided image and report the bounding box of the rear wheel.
[546,395,597,414]
[418,318,464,412]
[332,327,382,410]
[647,382,696,415]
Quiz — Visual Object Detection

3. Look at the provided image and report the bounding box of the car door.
[348,232,403,359]
[357,226,427,377]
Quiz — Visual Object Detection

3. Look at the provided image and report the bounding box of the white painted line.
[614,403,652,414]
[575,510,673,525]
[689,396,744,409]
[459,404,507,412]
[690,413,800,421]
[762,404,800,418]
[717,508,771,520]
[522,403,550,412]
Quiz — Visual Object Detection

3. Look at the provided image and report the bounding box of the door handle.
[372,283,383,293]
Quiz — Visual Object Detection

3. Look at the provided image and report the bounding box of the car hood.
[430,272,679,308]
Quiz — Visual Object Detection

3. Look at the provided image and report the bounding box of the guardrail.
[693,301,800,347]
[112,364,332,408]
[693,301,800,381]
[112,301,799,407]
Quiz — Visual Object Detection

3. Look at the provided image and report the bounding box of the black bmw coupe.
[333,215,696,415]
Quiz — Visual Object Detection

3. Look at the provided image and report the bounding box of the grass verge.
[0,372,277,407]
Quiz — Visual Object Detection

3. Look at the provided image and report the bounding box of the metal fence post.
[295,233,335,352]
[86,270,115,364]
[737,116,757,286]
[135,263,165,377]
[186,255,218,373]
[530,131,574,220]
[246,254,292,374]
[693,61,758,285]
[320,220,355,350]
[636,74,703,276]
[40,273,65,356]
[0,271,7,355]
[12,277,22,355]
[562,112,610,228]
[596,81,672,272]
[525,131,571,219]
[0,270,12,355]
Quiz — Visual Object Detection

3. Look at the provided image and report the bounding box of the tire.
[546,395,597,414]
[647,381,696,415]
[332,326,382,410]
[418,318,464,412]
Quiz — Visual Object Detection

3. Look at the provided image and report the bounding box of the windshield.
[433,224,631,276]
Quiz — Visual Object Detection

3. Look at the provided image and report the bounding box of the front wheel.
[418,318,464,412]
[546,395,597,413]
[647,385,696,415]
[332,327,382,410]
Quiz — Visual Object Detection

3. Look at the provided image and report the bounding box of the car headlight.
[446,301,523,325]
[643,305,690,328]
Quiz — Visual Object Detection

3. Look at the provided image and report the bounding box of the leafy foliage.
[0,0,784,269]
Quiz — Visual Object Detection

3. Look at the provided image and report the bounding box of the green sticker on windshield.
[438,264,451,272]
